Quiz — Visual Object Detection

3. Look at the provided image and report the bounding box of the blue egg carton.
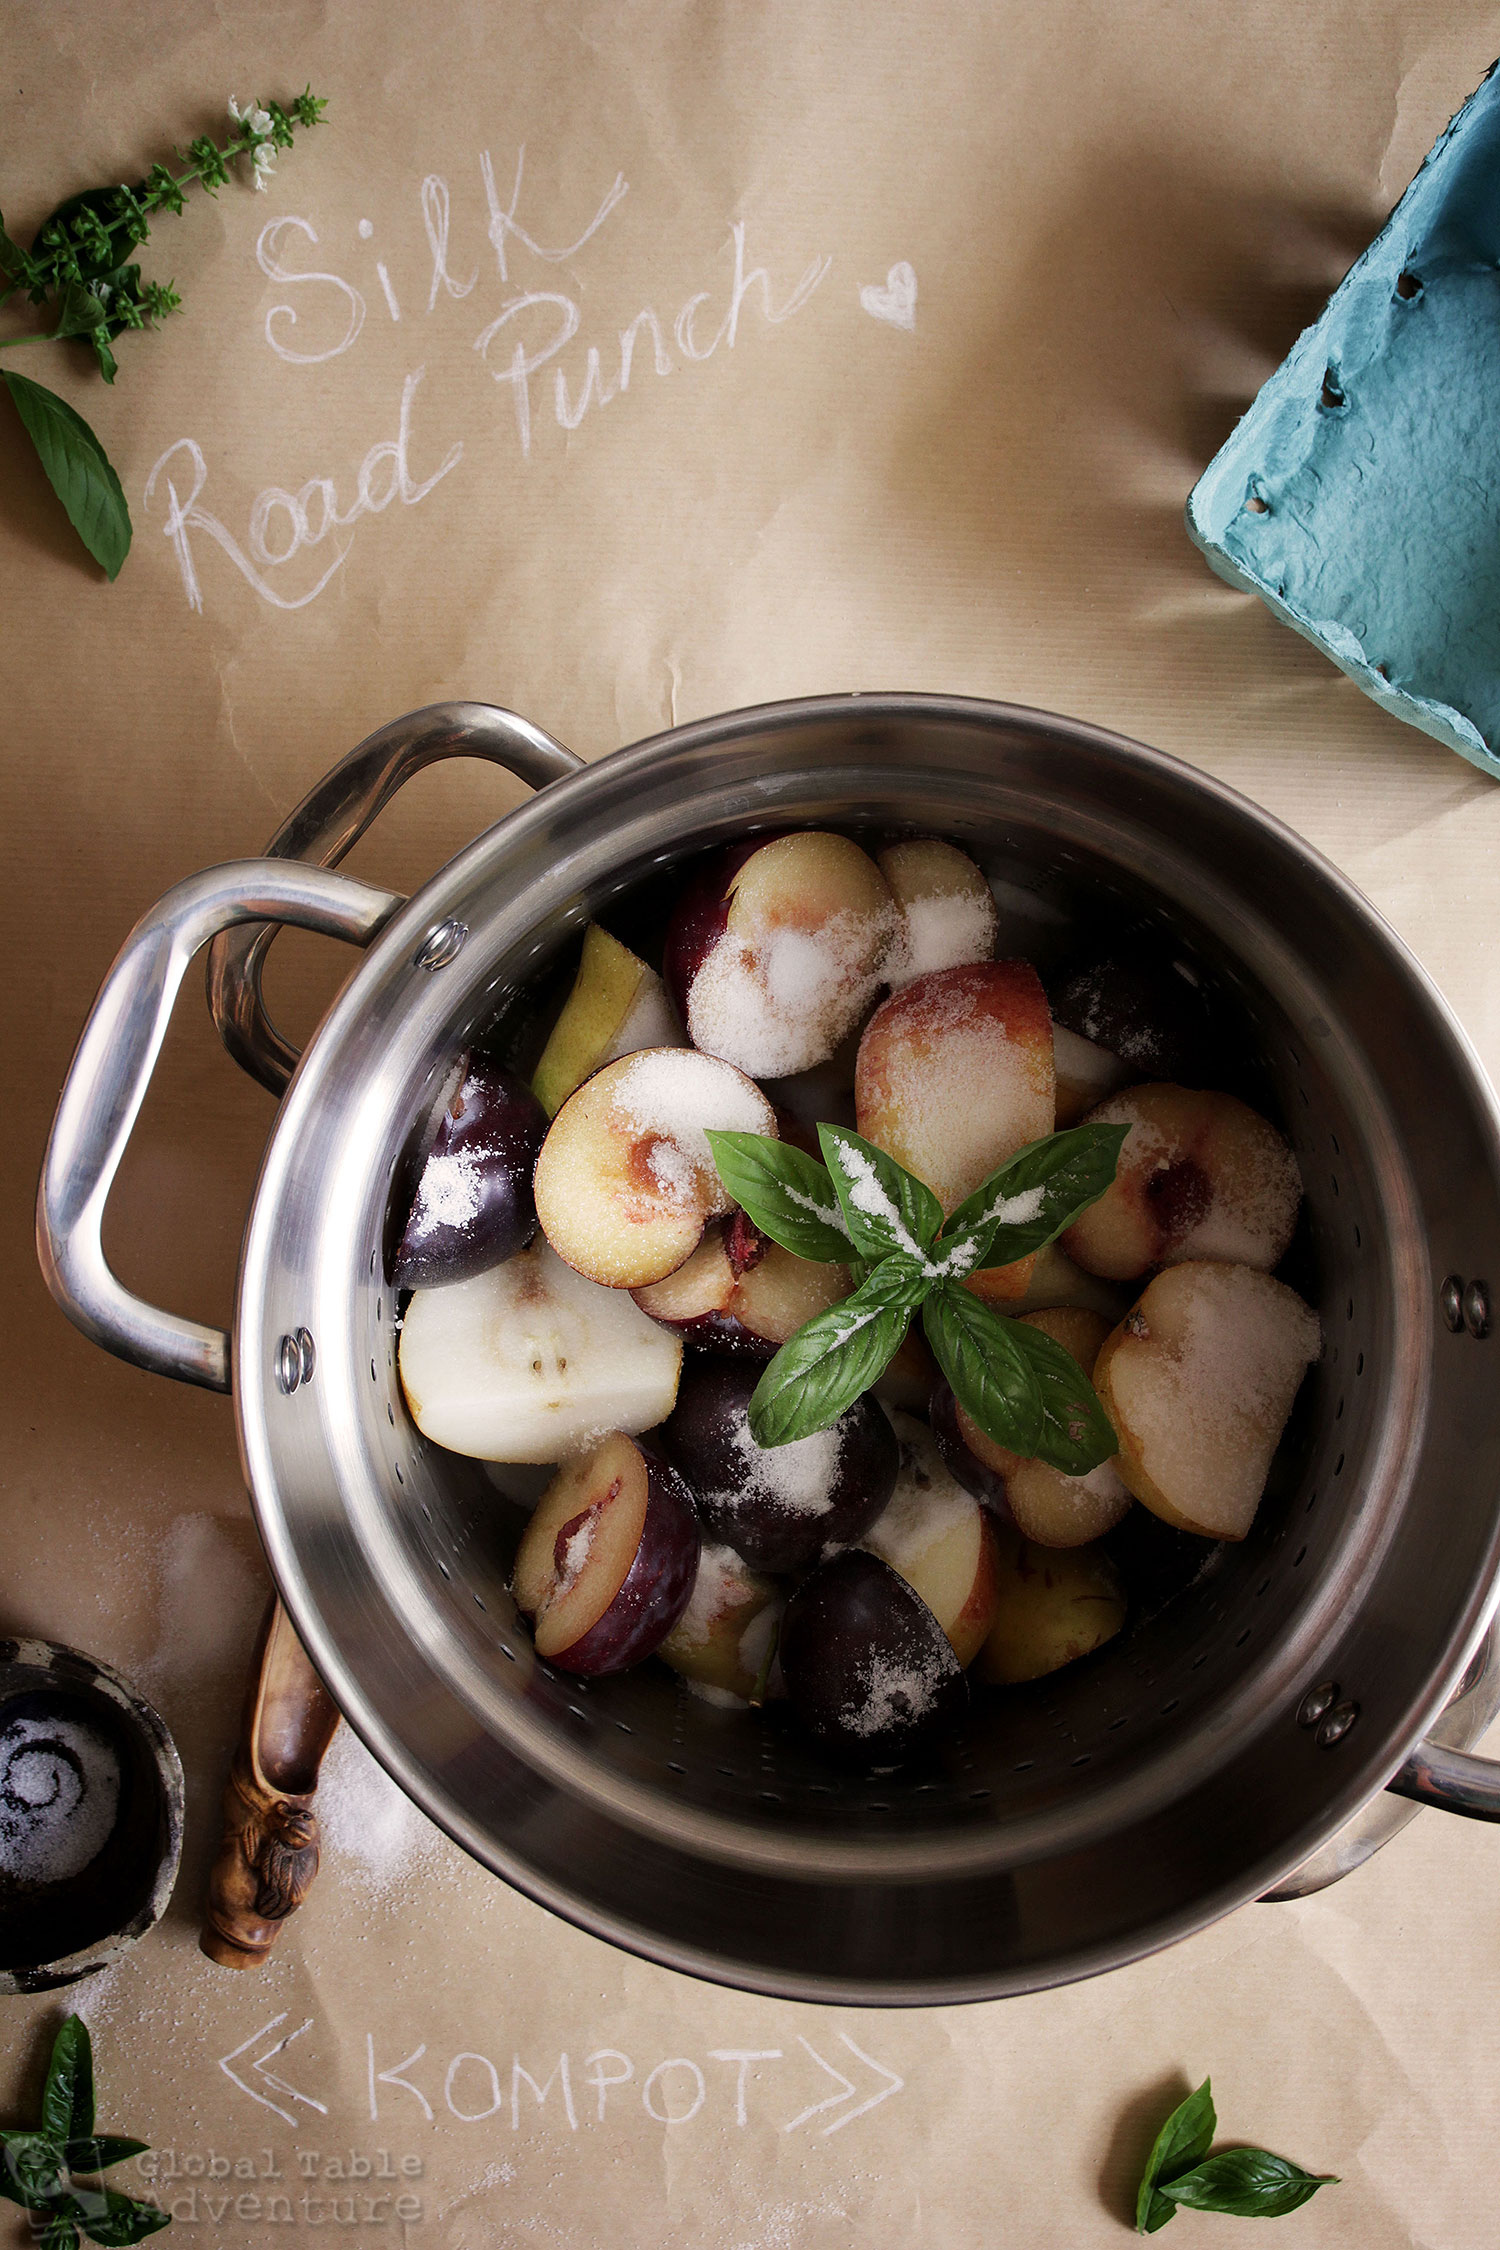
[1186,62,1500,779]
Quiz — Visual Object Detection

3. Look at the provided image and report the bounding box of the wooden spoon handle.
[201,1596,341,1970]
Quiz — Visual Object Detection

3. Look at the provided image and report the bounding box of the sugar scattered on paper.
[315,1721,455,1899]
[0,1713,120,1884]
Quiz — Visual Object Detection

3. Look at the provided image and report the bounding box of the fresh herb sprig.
[1135,2080,1337,2232]
[0,90,327,577]
[705,1119,1128,1459]
[0,2015,168,2249]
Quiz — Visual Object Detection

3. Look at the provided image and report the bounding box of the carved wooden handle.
[201,1596,341,1970]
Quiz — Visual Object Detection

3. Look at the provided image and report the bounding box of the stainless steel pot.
[36,696,1500,2003]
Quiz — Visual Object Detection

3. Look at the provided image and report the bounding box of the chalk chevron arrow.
[218,2013,329,2126]
[780,2031,904,2137]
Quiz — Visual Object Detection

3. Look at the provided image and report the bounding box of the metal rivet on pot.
[1297,1681,1338,1729]
[1463,1280,1491,1340]
[1440,1275,1465,1332]
[275,1334,303,1394]
[1316,1699,1360,1748]
[414,919,468,971]
[295,1328,316,1386]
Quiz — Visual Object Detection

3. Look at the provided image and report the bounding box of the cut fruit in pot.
[393,1056,548,1289]
[664,831,895,1077]
[856,958,1056,1299]
[1092,1260,1322,1540]
[780,1548,968,1764]
[877,837,999,989]
[657,1543,784,1701]
[632,1230,852,1358]
[512,1432,700,1674]
[934,1309,1132,1549]
[661,1357,897,1574]
[532,924,683,1119]
[398,1239,682,1462]
[1062,1084,1302,1282]
[533,1047,776,1288]
[978,1532,1127,1684]
[860,1412,1000,1666]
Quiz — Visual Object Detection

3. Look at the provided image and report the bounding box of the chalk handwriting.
[257,217,366,365]
[143,367,461,610]
[149,143,884,613]
[218,2017,329,2129]
[345,2027,902,2138]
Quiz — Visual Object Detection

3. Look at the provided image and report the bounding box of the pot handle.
[1388,1739,1500,1821]
[207,700,582,1095]
[37,860,404,1394]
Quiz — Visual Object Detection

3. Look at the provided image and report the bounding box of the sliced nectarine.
[855,960,1055,1213]
[977,1531,1127,1683]
[860,1412,1000,1666]
[1092,1261,1321,1540]
[1063,1084,1302,1281]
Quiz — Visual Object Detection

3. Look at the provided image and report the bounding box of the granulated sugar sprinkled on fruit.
[672,1542,752,1649]
[689,910,889,1078]
[611,1050,772,1206]
[408,1143,485,1231]
[726,1418,843,1517]
[863,1429,973,1568]
[889,888,999,987]
[840,1651,941,1738]
[0,1713,120,1882]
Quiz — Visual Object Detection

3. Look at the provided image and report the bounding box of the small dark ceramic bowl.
[0,1638,184,1995]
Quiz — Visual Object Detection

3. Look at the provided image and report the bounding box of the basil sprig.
[1136,2080,1337,2233]
[705,1120,1127,1456]
[1,2018,166,2249]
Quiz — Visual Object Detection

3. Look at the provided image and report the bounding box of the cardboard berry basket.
[36,695,1500,2002]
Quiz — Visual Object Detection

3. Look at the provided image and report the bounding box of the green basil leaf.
[1007,1318,1118,1475]
[703,1130,854,1263]
[54,281,109,336]
[41,2217,82,2250]
[43,2019,94,2146]
[63,2142,148,2177]
[1,2131,68,2209]
[1,374,130,577]
[78,2188,171,2247]
[922,1287,1043,1458]
[817,1125,943,1263]
[1158,2148,1338,2219]
[1136,2079,1215,2234]
[747,1266,915,1446]
[940,1122,1131,1274]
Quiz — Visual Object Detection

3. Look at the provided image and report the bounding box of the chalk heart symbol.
[860,262,917,331]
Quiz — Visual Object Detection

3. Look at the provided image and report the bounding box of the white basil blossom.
[229,97,275,139]
[251,143,277,189]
